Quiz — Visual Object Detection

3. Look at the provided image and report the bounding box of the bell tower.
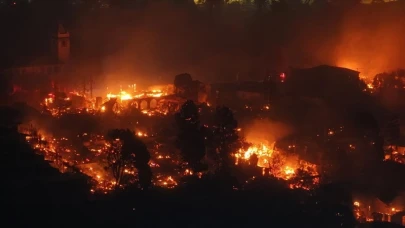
[52,24,70,63]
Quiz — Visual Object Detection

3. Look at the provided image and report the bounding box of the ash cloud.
[333,4,405,79]
[284,3,405,80]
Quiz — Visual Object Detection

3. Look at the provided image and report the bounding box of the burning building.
[353,191,405,224]
[98,83,187,116]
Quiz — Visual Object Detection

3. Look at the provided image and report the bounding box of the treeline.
[372,69,405,112]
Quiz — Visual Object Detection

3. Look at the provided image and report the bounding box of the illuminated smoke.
[242,119,294,145]
[72,3,405,86]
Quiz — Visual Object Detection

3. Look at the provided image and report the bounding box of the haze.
[3,2,405,87]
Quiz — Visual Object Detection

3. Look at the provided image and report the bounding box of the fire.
[106,89,165,102]
[21,124,188,193]
[40,83,178,118]
[352,199,402,223]
[136,131,147,137]
[26,81,320,193]
[107,90,133,101]
[284,166,295,175]
[336,59,374,83]
[354,201,360,207]
[156,175,178,189]
[235,142,319,189]
[239,143,274,160]
[102,88,174,116]
[337,60,360,73]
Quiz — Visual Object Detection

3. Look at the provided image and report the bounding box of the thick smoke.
[242,119,294,145]
[72,2,405,88]
[334,4,405,79]
[281,3,405,80]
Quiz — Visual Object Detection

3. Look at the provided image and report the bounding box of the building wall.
[56,36,70,63]
[5,64,65,76]
[4,63,71,92]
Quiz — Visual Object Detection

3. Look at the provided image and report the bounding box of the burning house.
[353,191,405,224]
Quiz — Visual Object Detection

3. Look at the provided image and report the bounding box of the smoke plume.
[242,119,294,145]
[69,2,405,87]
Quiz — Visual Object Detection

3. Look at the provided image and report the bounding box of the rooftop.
[292,65,360,75]
[2,55,62,69]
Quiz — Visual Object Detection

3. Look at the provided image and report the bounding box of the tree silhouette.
[352,110,384,163]
[373,69,405,90]
[106,129,152,189]
[373,70,405,110]
[249,153,259,167]
[211,106,239,172]
[291,168,318,190]
[269,152,285,177]
[175,100,206,172]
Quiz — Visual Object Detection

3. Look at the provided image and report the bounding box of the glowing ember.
[41,84,177,117]
[235,142,319,189]
[22,126,186,193]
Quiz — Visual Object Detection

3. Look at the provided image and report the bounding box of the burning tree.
[268,152,286,177]
[249,154,259,167]
[373,69,405,91]
[290,168,318,190]
[175,100,206,172]
[106,129,152,190]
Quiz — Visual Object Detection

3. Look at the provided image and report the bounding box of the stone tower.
[52,23,70,63]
